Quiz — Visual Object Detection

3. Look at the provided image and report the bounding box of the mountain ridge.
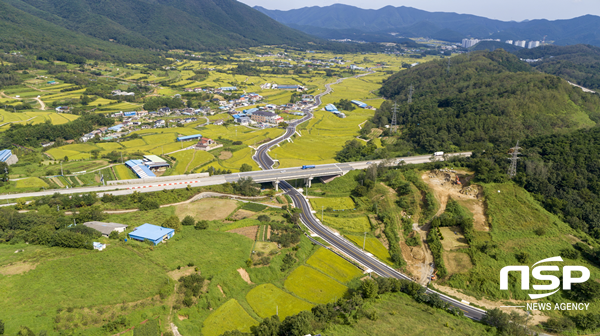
[255,4,600,46]
[0,0,316,53]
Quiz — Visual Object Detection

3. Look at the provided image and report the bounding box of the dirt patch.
[175,198,238,221]
[0,262,37,275]
[167,266,197,280]
[458,199,489,232]
[178,315,188,321]
[237,268,253,284]
[227,225,259,240]
[442,252,473,275]
[422,170,488,231]
[439,226,469,251]
[94,175,101,183]
[219,151,233,160]
[266,226,271,240]
[231,209,255,220]
[434,284,549,325]
[217,284,226,297]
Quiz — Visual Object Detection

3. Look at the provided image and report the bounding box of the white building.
[462,38,480,48]
[514,40,527,48]
[505,40,514,45]
[528,41,540,49]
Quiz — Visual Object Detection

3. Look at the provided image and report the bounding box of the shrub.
[195,220,209,230]
[560,248,580,259]
[181,215,195,226]
[163,216,182,232]
[257,215,271,223]
[139,199,160,211]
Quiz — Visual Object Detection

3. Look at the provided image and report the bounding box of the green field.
[202,299,258,336]
[15,177,49,189]
[114,164,137,180]
[270,109,375,168]
[284,265,348,304]
[306,248,363,283]
[246,284,314,319]
[171,149,214,174]
[345,234,393,266]
[309,197,355,210]
[322,215,371,233]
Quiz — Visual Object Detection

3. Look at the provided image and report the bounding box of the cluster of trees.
[142,97,185,111]
[3,114,113,147]
[371,50,600,153]
[269,221,301,248]
[335,139,386,163]
[201,167,233,176]
[180,273,205,307]
[333,99,356,111]
[517,127,600,237]
[0,205,104,249]
[232,177,261,197]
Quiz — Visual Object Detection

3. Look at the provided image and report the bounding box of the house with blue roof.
[129,224,175,245]
[325,104,338,112]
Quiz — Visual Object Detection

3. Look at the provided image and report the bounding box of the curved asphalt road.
[252,74,488,321]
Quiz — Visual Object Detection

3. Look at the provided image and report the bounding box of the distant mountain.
[0,0,315,53]
[255,4,600,47]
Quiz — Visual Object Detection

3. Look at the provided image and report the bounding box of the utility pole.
[508,141,521,178]
[61,161,63,176]
[120,151,123,164]
[363,232,367,251]
[321,206,324,222]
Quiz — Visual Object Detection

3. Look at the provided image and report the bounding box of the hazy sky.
[241,0,600,22]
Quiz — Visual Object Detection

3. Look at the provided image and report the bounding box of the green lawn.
[284,265,348,304]
[306,247,363,283]
[246,284,313,319]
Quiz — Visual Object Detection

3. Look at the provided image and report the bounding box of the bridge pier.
[305,176,313,188]
[273,179,279,191]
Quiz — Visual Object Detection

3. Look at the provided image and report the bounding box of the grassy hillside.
[0,0,166,63]
[374,49,600,152]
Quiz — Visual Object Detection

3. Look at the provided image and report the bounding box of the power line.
[508,141,520,178]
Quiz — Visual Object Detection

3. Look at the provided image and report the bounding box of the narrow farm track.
[252,72,490,321]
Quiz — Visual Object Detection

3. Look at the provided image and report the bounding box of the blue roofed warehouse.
[176,134,202,142]
[351,100,368,108]
[129,224,175,245]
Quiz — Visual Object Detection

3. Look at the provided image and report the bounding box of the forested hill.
[374,50,600,152]
[0,0,314,52]
[515,44,600,91]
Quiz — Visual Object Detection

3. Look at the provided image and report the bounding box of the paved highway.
[251,75,487,320]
